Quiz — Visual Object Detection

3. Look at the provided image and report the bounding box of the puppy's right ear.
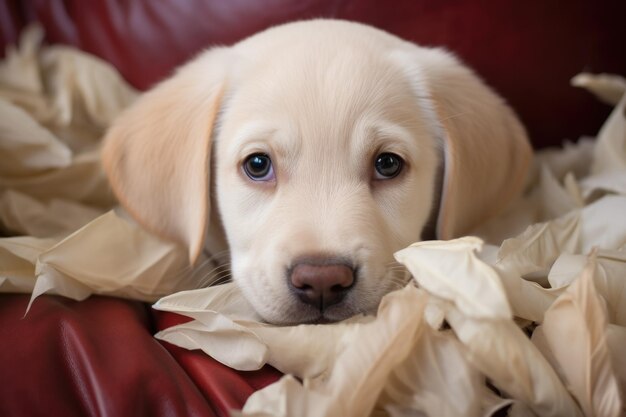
[102,48,230,264]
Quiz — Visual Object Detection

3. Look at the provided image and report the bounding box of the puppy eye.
[243,153,275,181]
[374,153,403,179]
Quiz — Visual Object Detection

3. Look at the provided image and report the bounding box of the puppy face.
[215,40,440,323]
[102,20,531,325]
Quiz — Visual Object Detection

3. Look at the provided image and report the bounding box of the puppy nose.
[289,262,355,310]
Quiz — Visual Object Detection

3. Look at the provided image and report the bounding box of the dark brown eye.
[243,153,274,181]
[374,153,403,179]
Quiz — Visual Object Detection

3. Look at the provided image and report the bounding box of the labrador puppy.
[102,20,531,324]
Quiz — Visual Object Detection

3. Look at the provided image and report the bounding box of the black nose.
[289,261,355,310]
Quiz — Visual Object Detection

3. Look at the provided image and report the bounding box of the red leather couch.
[1,1,625,416]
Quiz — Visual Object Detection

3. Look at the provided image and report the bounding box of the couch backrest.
[2,0,625,148]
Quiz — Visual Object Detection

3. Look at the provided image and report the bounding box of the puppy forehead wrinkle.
[353,119,419,156]
[228,121,295,158]
[231,121,277,149]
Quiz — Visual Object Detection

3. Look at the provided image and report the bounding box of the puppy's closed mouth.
[283,304,362,325]
[305,316,347,325]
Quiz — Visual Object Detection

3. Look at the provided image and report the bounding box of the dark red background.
[1,1,625,416]
[2,0,626,148]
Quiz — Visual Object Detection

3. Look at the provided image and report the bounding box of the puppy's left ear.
[395,46,532,239]
[102,48,230,264]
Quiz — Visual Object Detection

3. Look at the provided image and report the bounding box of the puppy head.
[103,20,530,324]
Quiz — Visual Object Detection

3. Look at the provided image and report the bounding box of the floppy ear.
[102,48,230,264]
[401,47,532,239]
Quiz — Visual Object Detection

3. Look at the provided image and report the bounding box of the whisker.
[384,265,413,291]
[440,111,468,122]
[198,267,230,282]
[203,248,232,259]
[194,261,231,278]
[170,248,233,289]
[203,274,233,287]
[168,248,232,285]
[195,261,234,287]
[387,276,411,286]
